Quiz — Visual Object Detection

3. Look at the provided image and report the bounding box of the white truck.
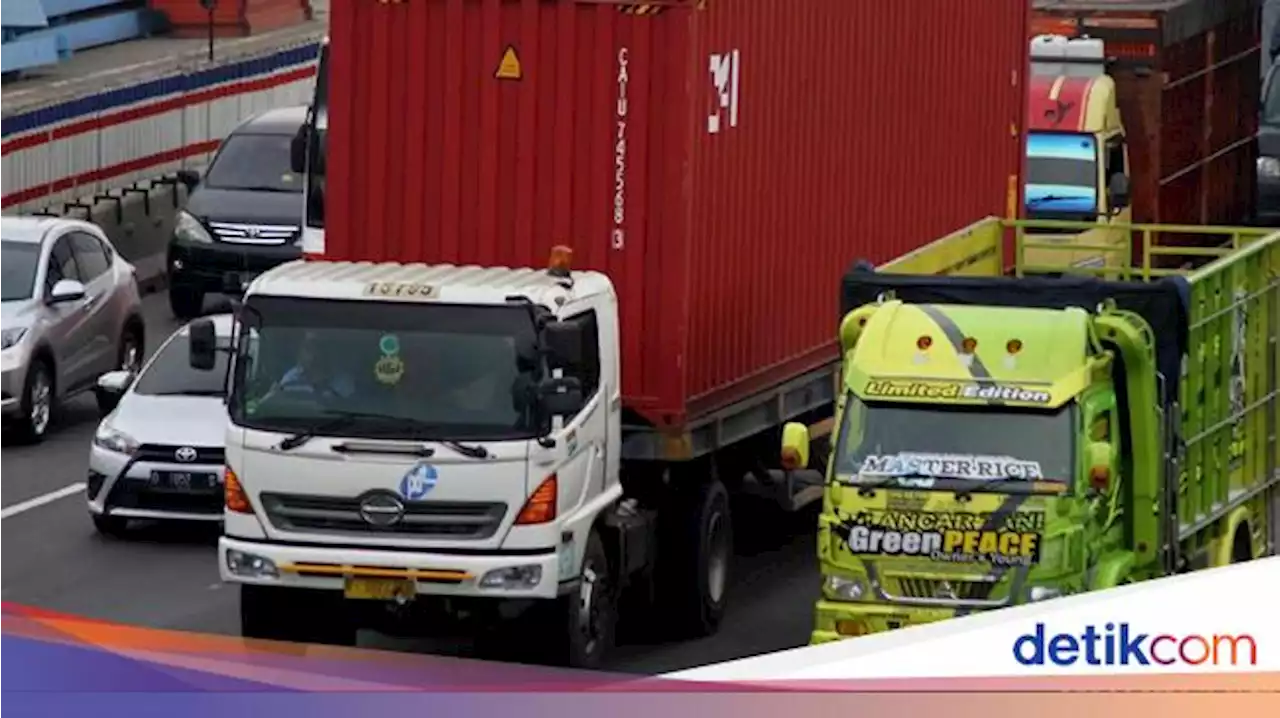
[188,252,833,668]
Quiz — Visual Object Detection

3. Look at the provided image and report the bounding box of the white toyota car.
[87,314,233,536]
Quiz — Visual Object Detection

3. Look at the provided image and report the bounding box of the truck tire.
[658,477,732,638]
[537,529,616,669]
[240,585,357,646]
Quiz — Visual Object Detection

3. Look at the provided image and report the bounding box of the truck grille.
[259,492,506,539]
[209,222,299,245]
[135,444,225,465]
[889,577,996,601]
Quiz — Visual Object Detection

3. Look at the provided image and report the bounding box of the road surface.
[0,297,820,674]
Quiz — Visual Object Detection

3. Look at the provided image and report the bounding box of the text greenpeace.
[837,509,1043,567]
[1013,623,1258,667]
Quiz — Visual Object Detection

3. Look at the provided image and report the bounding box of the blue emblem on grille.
[399,462,438,501]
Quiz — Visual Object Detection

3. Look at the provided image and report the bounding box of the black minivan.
[168,107,307,319]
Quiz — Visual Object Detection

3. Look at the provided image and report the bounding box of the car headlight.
[1258,156,1280,178]
[1027,585,1064,603]
[1,326,28,350]
[93,423,139,455]
[174,210,214,244]
[824,574,866,601]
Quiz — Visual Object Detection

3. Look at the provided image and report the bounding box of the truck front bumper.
[219,536,569,601]
[810,599,958,645]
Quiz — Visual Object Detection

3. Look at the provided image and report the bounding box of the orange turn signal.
[224,467,253,514]
[961,337,978,353]
[515,475,558,525]
[916,335,933,350]
[1007,339,1023,354]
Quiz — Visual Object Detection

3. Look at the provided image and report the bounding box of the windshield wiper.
[1026,194,1087,207]
[276,410,491,458]
[221,185,297,194]
[276,411,363,451]
[951,475,1040,500]
[150,390,225,397]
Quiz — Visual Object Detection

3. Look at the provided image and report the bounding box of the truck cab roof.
[1028,34,1122,134]
[852,301,1091,388]
[244,259,616,314]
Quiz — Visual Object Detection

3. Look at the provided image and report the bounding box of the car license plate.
[149,470,218,492]
[344,577,416,601]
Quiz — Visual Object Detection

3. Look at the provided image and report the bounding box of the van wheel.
[13,358,55,444]
[240,585,357,646]
[658,476,732,638]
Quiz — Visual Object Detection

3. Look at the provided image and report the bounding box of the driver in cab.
[260,332,356,402]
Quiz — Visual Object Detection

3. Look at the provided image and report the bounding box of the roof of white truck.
[247,260,615,310]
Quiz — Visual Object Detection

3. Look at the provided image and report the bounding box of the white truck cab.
[190,246,833,667]
[189,247,627,665]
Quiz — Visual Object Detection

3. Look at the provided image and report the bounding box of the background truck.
[1025,0,1263,270]
[198,0,1033,668]
[780,216,1278,642]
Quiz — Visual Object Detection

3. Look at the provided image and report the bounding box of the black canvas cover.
[841,265,1191,405]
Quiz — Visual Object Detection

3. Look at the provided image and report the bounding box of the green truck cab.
[782,218,1279,643]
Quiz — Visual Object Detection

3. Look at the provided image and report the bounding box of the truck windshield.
[304,43,328,230]
[228,296,540,441]
[833,394,1076,495]
[1025,131,1099,217]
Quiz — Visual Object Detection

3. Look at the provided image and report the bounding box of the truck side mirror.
[1108,174,1130,209]
[781,422,811,470]
[537,376,584,418]
[540,320,583,369]
[1087,441,1114,492]
[189,318,218,371]
[290,127,309,174]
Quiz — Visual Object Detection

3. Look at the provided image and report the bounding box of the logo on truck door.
[707,50,741,134]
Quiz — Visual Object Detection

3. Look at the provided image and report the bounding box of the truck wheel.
[540,530,616,669]
[240,585,356,646]
[658,477,732,638]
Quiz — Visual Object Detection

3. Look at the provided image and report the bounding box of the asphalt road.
[0,294,819,674]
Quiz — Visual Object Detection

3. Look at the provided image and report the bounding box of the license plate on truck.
[343,577,416,601]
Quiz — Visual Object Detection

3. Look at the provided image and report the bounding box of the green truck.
[779,217,1279,642]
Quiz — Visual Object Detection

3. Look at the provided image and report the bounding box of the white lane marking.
[0,483,86,520]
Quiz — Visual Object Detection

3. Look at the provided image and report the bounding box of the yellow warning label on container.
[495,46,522,80]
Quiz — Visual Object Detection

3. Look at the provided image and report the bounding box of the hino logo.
[359,492,405,527]
[174,446,198,463]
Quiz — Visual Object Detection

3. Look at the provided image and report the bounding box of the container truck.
[779,217,1279,643]
[1022,0,1262,271]
[199,0,1031,667]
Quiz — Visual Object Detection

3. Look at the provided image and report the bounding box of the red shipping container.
[322,0,1029,429]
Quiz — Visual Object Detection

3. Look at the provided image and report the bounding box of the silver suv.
[1,217,146,443]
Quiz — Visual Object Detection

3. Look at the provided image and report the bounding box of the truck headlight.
[824,574,866,601]
[1027,585,1063,602]
[175,211,214,244]
[1258,156,1280,178]
[226,549,279,578]
[479,565,542,590]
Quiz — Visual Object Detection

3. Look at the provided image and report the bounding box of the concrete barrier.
[37,178,188,296]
